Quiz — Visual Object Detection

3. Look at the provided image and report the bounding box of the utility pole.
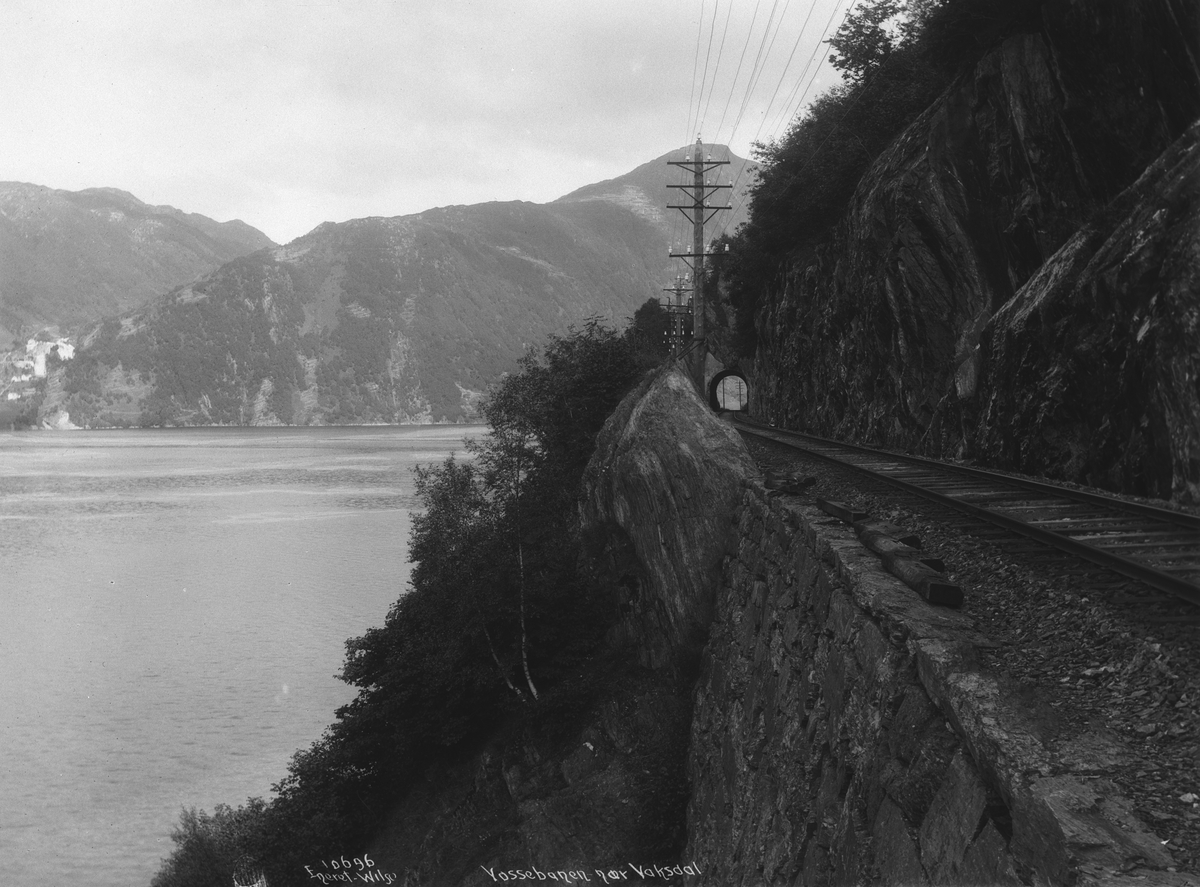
[661,273,692,353]
[667,137,731,345]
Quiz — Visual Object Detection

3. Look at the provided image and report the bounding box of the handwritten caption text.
[480,862,703,883]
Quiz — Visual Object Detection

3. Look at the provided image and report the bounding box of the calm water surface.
[0,425,480,886]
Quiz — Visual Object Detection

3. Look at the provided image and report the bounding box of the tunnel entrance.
[709,370,749,412]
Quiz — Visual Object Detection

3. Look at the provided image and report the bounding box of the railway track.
[735,419,1200,607]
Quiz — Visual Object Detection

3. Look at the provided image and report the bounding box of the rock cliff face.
[580,368,757,671]
[956,122,1200,502]
[747,0,1200,502]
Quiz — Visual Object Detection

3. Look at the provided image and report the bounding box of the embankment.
[581,367,1189,886]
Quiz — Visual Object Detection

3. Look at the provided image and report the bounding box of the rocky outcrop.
[956,121,1200,502]
[748,0,1200,502]
[581,367,757,671]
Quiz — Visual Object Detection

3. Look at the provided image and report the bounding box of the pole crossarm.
[666,161,731,172]
[660,274,693,354]
[668,249,727,258]
[666,183,732,191]
[667,208,732,227]
[663,137,733,346]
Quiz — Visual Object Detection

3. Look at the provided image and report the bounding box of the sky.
[1,0,849,245]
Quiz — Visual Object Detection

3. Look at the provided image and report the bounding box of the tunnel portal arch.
[709,369,749,412]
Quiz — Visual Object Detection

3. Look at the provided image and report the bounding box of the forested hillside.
[0,183,273,342]
[57,147,748,428]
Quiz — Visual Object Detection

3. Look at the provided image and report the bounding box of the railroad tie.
[818,500,963,608]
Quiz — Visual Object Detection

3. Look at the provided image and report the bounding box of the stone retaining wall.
[683,483,1184,886]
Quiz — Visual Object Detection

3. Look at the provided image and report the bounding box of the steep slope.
[740,0,1200,503]
[0,183,274,342]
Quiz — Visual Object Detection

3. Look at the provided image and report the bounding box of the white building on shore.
[26,337,74,377]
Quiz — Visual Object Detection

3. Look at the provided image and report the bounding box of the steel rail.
[743,421,1200,530]
[735,420,1200,606]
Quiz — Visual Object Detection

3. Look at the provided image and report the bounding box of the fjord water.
[0,426,478,886]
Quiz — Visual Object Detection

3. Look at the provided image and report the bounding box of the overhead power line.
[672,0,874,251]
[683,0,707,146]
[711,0,764,141]
[775,0,857,134]
[726,0,784,147]
[714,0,861,242]
[748,0,823,149]
[693,1,722,137]
[698,0,736,137]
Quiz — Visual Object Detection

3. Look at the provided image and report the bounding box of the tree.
[336,318,651,767]
[409,456,532,701]
[472,410,541,700]
[827,0,905,82]
[466,319,652,697]
[152,801,268,887]
[627,298,671,361]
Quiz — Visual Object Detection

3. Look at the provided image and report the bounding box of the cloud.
[0,0,845,243]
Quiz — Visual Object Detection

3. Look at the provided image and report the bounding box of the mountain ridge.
[0,181,275,344]
[54,145,750,427]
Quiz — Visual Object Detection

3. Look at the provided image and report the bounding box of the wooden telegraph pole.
[667,137,731,346]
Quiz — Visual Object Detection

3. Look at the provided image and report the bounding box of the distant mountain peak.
[76,186,144,204]
[556,145,756,236]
